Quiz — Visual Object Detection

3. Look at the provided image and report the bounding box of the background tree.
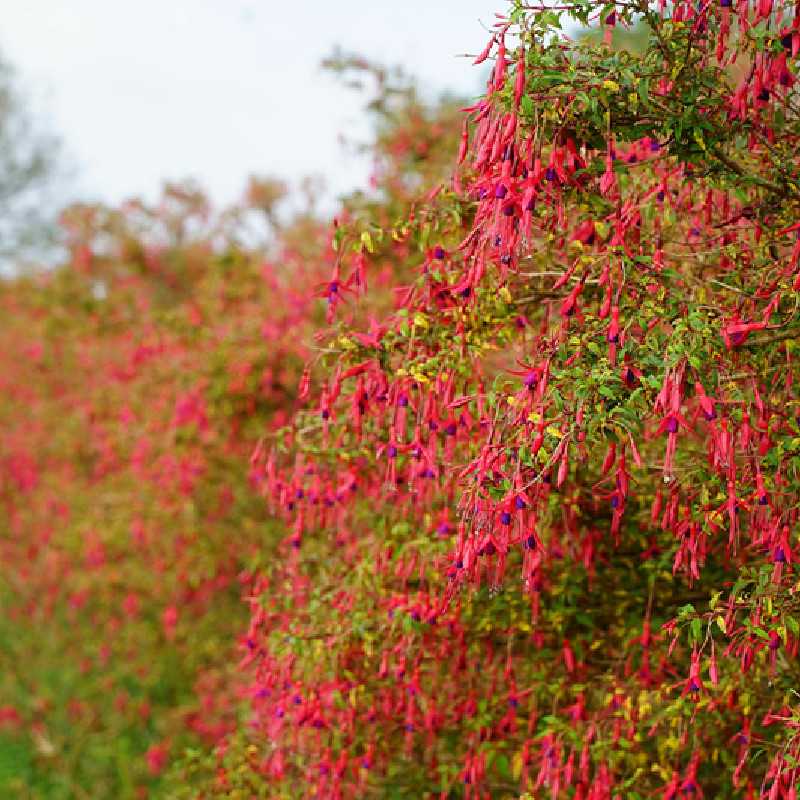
[0,49,66,269]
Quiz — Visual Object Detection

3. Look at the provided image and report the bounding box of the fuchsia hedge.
[7,0,800,797]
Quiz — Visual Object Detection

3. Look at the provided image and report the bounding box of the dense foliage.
[216,1,800,797]
[0,181,323,797]
[6,0,800,796]
[0,63,462,798]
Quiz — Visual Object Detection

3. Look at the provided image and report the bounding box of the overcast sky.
[0,0,498,212]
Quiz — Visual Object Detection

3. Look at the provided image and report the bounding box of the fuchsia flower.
[721,317,766,348]
[599,151,617,196]
[145,741,170,776]
[559,280,585,319]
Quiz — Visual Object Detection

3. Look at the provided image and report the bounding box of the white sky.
[0,0,499,212]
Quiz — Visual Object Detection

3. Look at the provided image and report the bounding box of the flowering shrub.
[207,1,800,797]
[0,182,325,797]
[0,60,461,799]
[7,0,800,795]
